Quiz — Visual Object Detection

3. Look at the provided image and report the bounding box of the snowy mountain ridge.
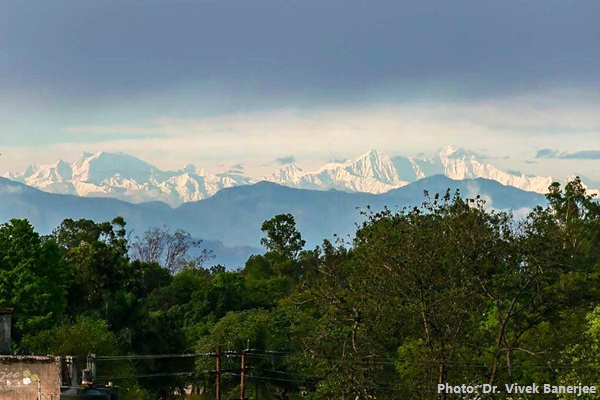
[5,146,596,206]
[262,149,408,193]
[262,146,558,195]
[6,151,252,206]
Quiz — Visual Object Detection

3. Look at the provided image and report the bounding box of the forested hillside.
[0,178,598,399]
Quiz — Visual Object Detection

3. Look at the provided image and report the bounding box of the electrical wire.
[96,353,212,361]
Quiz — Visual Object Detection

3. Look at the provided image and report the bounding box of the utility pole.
[240,339,249,400]
[216,345,221,400]
[239,349,246,400]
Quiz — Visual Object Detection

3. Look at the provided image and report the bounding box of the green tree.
[512,177,600,384]
[196,309,298,400]
[557,306,600,399]
[21,316,150,399]
[202,271,246,319]
[294,192,524,398]
[241,254,292,308]
[22,315,120,356]
[260,214,306,260]
[258,214,310,285]
[53,217,130,316]
[0,219,70,345]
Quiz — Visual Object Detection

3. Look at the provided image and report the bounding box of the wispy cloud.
[53,95,600,160]
[0,184,23,194]
[536,149,600,160]
[3,94,600,181]
[226,163,245,174]
[63,125,162,135]
[276,156,295,165]
[328,157,349,163]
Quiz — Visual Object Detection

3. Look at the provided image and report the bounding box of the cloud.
[465,182,494,210]
[536,149,559,158]
[511,207,534,219]
[276,156,295,165]
[63,125,161,135]
[3,94,600,182]
[46,95,600,164]
[227,163,245,174]
[3,1,600,104]
[536,149,600,160]
[474,150,510,161]
[0,184,23,194]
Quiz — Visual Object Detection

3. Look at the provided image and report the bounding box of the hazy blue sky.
[1,0,599,181]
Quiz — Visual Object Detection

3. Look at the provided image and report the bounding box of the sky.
[1,0,599,182]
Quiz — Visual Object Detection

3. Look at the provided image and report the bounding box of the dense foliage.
[1,177,598,399]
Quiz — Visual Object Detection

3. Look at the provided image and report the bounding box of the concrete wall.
[0,356,61,400]
[0,309,13,355]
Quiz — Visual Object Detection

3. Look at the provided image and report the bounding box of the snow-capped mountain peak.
[264,148,407,193]
[5,151,251,206]
[71,151,158,184]
[4,147,597,206]
[428,146,552,192]
[264,164,305,183]
[180,164,197,174]
[439,144,459,158]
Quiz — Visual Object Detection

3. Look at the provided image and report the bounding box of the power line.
[93,351,600,370]
[90,348,600,400]
[96,353,212,361]
[96,371,202,380]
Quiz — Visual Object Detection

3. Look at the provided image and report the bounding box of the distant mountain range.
[1,175,546,268]
[6,146,593,207]
[4,151,251,206]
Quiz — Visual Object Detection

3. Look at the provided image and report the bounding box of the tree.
[21,316,150,400]
[52,217,130,315]
[294,192,525,398]
[260,214,305,260]
[557,306,600,399]
[347,194,491,395]
[0,219,70,345]
[511,177,600,384]
[130,225,213,273]
[196,309,297,400]
[258,214,309,285]
[202,271,246,319]
[22,315,120,356]
[241,254,293,308]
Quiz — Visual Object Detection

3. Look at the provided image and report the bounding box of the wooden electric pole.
[216,345,221,400]
[239,348,246,400]
[239,340,250,400]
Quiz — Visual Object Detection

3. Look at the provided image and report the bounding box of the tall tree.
[130,225,213,273]
[512,177,600,384]
[0,219,70,345]
[260,214,306,260]
[53,217,130,316]
[258,214,308,284]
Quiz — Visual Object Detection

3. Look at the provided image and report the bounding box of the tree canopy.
[1,178,599,399]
